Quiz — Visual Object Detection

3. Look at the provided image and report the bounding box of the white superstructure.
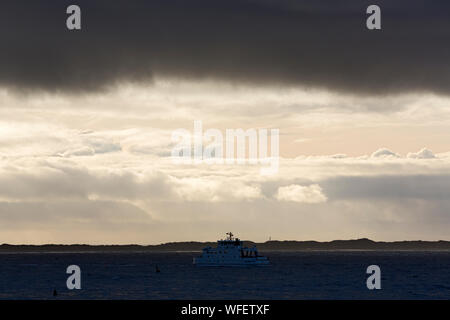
[193,232,270,266]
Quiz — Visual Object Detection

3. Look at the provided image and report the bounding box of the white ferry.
[193,232,270,266]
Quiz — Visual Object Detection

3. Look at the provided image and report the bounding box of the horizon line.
[2,238,450,247]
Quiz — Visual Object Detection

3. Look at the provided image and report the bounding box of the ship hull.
[193,257,270,267]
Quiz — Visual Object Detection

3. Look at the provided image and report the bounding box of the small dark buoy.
[155,265,160,273]
[53,289,57,297]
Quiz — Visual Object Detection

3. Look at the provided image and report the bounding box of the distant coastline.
[1,238,450,253]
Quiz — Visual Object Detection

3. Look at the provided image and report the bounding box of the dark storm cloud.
[1,0,450,94]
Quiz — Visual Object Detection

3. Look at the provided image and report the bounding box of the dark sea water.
[0,251,449,299]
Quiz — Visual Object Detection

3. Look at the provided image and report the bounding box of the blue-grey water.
[0,251,449,299]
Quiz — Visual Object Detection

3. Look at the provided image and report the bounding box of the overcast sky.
[1,0,449,244]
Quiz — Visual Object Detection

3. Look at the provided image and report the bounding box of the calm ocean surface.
[0,251,449,299]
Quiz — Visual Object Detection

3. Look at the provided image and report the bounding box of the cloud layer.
[1,0,450,94]
[275,184,327,203]
[1,147,450,243]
